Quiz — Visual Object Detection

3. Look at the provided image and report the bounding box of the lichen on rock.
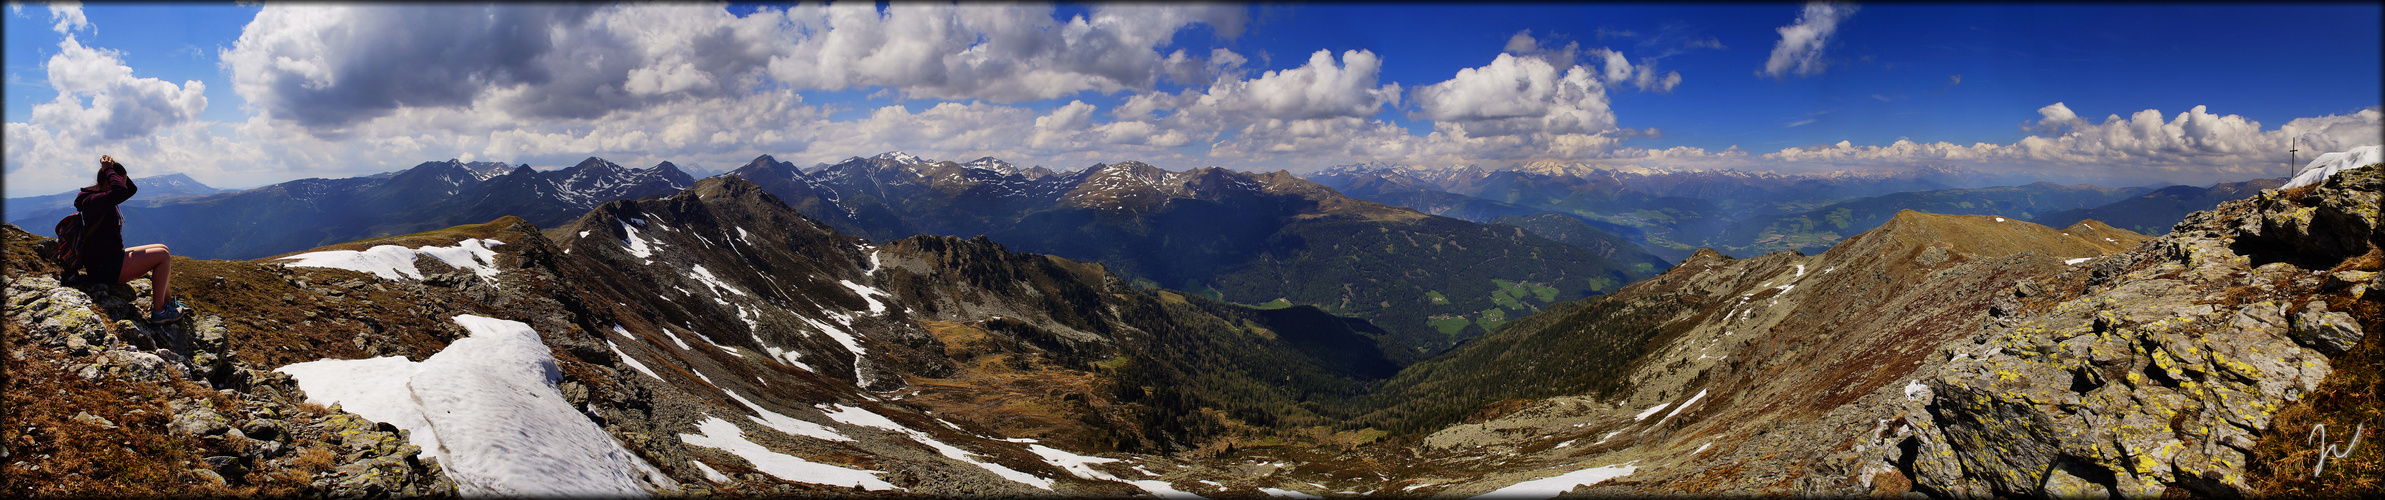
[1869,164,2379,497]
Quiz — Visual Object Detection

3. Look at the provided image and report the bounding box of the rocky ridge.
[5,231,455,496]
[1387,164,2379,497]
[1850,162,2381,497]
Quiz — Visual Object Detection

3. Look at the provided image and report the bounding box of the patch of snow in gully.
[1470,462,1640,499]
[279,315,675,496]
[677,417,895,490]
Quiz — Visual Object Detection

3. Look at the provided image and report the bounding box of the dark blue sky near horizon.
[5,2,2378,196]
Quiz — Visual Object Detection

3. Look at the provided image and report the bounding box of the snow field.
[1633,402,1671,421]
[1030,444,1120,481]
[689,265,749,297]
[819,403,1053,490]
[838,280,891,314]
[796,314,868,359]
[718,389,849,442]
[676,417,895,490]
[606,341,662,380]
[2285,145,2381,189]
[1592,431,1623,445]
[1650,389,1710,428]
[1128,480,1208,499]
[1469,462,1640,499]
[278,315,675,496]
[277,238,505,281]
[620,221,655,259]
[1030,442,1224,497]
[689,461,732,483]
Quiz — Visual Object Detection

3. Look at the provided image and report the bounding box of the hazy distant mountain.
[4,172,228,216]
[7,158,690,260]
[2032,177,2284,234]
[732,152,1659,358]
[1310,162,2140,260]
[1707,182,2153,256]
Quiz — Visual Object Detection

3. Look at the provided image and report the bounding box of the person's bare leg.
[118,244,173,310]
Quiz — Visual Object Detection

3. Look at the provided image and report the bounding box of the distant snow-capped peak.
[963,156,1018,175]
[871,151,927,165]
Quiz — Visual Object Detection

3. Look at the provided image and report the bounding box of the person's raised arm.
[93,161,138,205]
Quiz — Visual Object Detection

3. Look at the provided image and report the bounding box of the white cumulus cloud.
[1762,2,1857,78]
[219,3,1248,135]
[1410,53,1617,139]
[45,1,87,33]
[1760,104,2383,184]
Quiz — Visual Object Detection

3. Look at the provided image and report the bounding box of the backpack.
[52,212,96,273]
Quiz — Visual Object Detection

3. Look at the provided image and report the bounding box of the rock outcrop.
[4,262,453,496]
[1856,164,2381,497]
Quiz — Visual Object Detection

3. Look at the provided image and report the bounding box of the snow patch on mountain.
[690,461,732,483]
[277,315,676,496]
[1633,402,1671,421]
[2285,145,2381,189]
[607,341,662,380]
[1263,487,1324,498]
[1471,462,1640,499]
[1031,444,1120,481]
[819,403,1052,490]
[621,222,655,259]
[839,280,890,314]
[677,417,896,490]
[719,389,850,442]
[276,239,504,281]
[689,265,748,297]
[1650,389,1710,428]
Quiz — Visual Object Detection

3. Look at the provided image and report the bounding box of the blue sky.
[6,2,2379,196]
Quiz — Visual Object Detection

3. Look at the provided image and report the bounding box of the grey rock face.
[1860,166,2380,498]
[170,405,233,437]
[4,261,456,496]
[2291,301,2363,356]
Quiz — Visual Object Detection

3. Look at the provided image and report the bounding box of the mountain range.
[1304,162,2275,262]
[2033,177,2286,235]
[6,158,691,260]
[10,151,2272,360]
[722,152,1659,357]
[4,156,2377,497]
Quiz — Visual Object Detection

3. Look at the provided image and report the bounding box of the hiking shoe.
[149,299,186,322]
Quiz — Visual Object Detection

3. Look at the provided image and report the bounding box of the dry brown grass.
[899,320,1121,451]
[2247,289,2384,496]
[2,322,235,496]
[2336,247,2385,273]
[253,216,525,261]
[169,256,491,370]
[289,446,337,474]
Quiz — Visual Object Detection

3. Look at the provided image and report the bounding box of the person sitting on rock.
[74,155,185,322]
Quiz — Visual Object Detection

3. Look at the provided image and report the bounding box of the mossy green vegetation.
[1475,308,1510,331]
[1426,315,1471,336]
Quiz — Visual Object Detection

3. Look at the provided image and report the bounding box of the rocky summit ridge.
[1309,164,2377,497]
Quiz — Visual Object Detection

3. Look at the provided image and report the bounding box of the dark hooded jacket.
[72,168,135,280]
